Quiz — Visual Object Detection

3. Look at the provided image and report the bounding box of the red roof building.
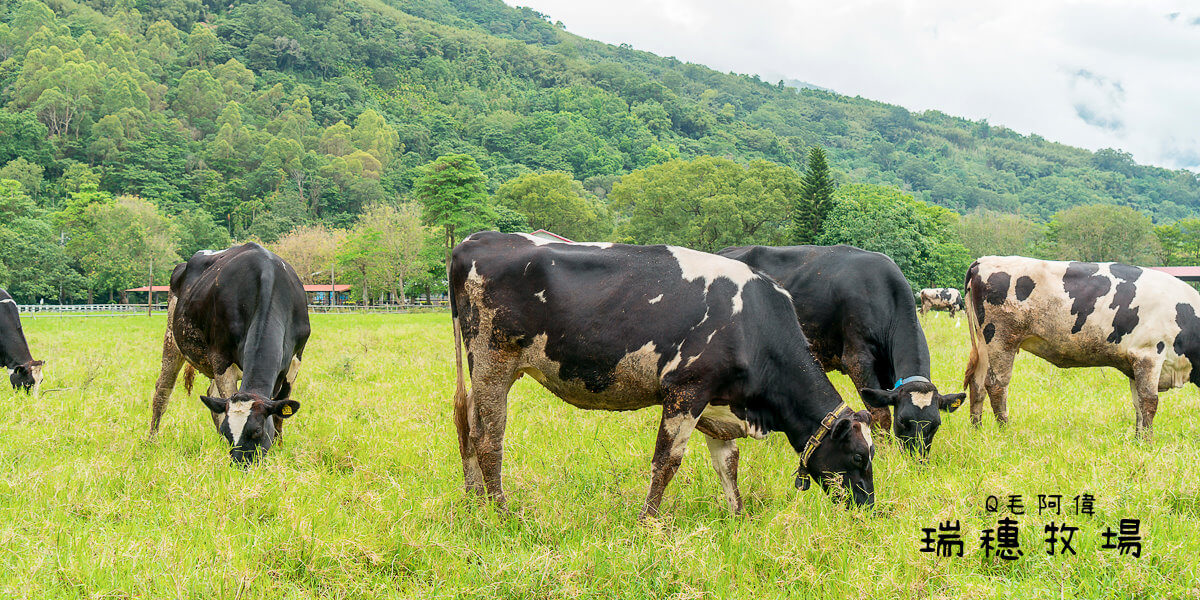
[1148,266,1200,282]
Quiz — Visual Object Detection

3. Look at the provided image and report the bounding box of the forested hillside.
[1,0,1198,303]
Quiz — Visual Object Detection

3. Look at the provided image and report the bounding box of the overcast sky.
[504,0,1200,171]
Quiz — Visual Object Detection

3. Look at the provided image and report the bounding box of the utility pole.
[147,256,153,317]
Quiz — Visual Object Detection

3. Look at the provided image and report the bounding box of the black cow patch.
[1157,341,1165,353]
[983,322,996,343]
[1109,264,1143,282]
[1106,265,1141,344]
[1174,303,1200,386]
[1063,262,1111,334]
[984,272,1011,306]
[1014,276,1036,301]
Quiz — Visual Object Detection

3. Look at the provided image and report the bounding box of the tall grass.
[1,312,1197,598]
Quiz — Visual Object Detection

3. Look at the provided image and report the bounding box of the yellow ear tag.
[281,405,293,416]
[951,399,962,409]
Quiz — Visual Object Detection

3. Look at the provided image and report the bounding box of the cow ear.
[269,399,300,419]
[854,409,873,426]
[939,393,967,413]
[860,388,897,408]
[199,395,228,414]
[832,416,854,442]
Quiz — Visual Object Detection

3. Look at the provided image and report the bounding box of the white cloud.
[509,0,1200,170]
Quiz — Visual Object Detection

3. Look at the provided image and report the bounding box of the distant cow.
[451,232,876,518]
[964,256,1199,439]
[0,290,43,394]
[149,243,311,464]
[720,245,965,457]
[919,288,963,317]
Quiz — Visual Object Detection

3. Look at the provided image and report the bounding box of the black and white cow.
[0,289,43,394]
[451,232,876,518]
[148,243,311,464]
[919,288,963,317]
[964,256,1199,439]
[719,245,965,457]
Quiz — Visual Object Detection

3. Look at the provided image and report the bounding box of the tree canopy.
[0,0,1196,303]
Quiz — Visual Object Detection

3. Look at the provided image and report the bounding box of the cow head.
[9,360,44,394]
[199,392,300,466]
[797,409,875,508]
[860,381,965,457]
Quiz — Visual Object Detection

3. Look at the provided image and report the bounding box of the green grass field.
[2,312,1198,599]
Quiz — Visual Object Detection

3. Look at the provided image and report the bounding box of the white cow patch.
[467,261,483,284]
[575,242,614,249]
[855,422,874,449]
[667,246,759,315]
[30,363,43,396]
[535,290,547,303]
[226,400,254,444]
[196,248,227,256]
[648,294,663,304]
[910,391,934,409]
[659,343,685,378]
[0,298,15,305]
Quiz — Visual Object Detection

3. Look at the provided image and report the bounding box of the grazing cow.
[964,256,1200,439]
[148,243,310,464]
[451,232,876,518]
[0,290,43,394]
[719,245,965,457]
[919,288,964,317]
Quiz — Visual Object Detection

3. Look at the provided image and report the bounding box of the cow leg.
[1131,358,1162,441]
[462,354,518,503]
[967,346,989,428]
[1128,379,1144,433]
[703,435,742,514]
[641,396,700,520]
[983,347,1017,426]
[148,328,185,438]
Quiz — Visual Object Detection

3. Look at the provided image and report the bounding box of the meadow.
[2,311,1198,599]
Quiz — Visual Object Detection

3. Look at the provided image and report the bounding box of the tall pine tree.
[791,147,837,244]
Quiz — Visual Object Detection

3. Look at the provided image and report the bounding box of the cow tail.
[183,364,196,395]
[962,261,985,392]
[450,283,472,456]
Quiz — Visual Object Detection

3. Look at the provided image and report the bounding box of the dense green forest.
[1,0,1198,303]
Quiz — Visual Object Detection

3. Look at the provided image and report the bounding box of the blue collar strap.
[894,375,931,389]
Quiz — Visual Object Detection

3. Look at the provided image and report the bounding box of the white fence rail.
[16,303,449,317]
